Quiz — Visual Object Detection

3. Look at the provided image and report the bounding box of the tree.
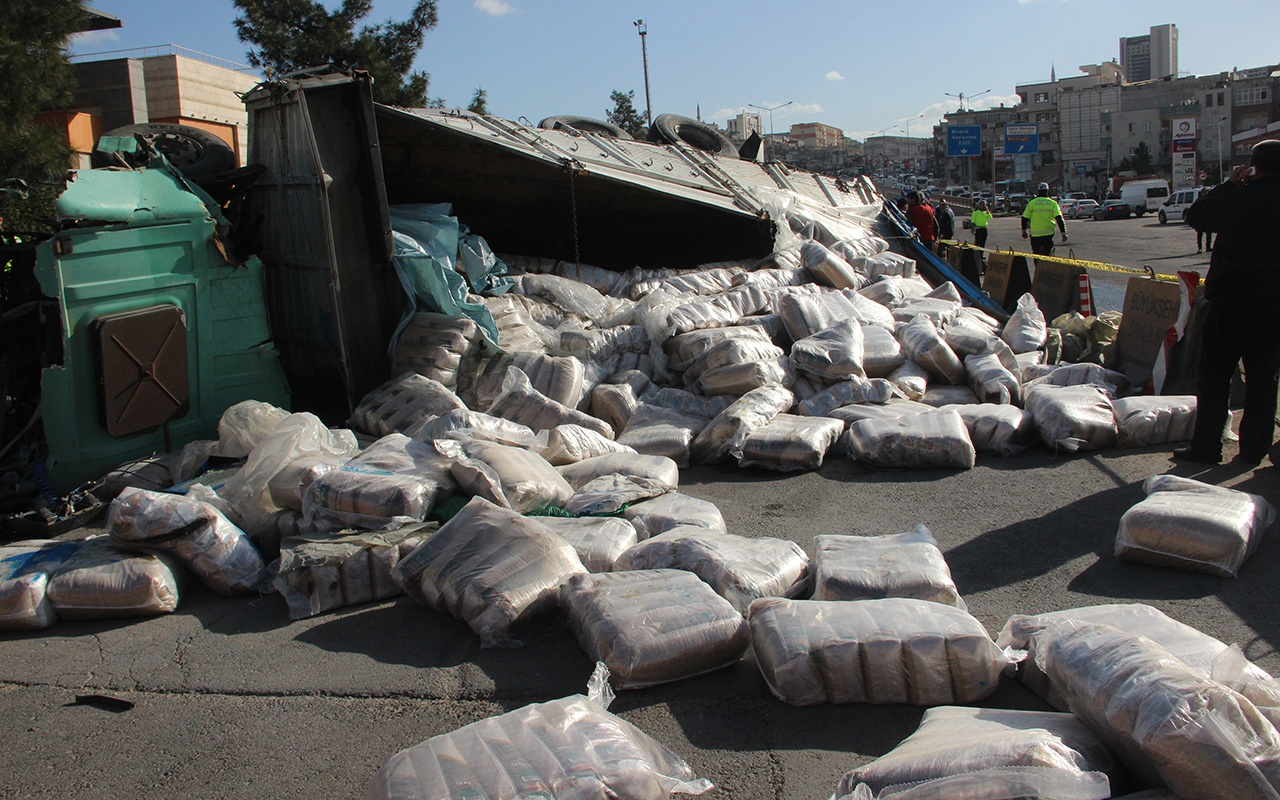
[233,0,438,107]
[606,90,646,139]
[1132,141,1154,175]
[468,88,488,115]
[0,2,85,231]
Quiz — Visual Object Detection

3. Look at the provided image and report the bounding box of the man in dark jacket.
[1174,139,1280,465]
[934,199,955,253]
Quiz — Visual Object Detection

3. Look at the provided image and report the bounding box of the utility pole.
[633,20,652,126]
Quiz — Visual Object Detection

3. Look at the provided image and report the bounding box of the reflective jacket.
[1022,196,1062,237]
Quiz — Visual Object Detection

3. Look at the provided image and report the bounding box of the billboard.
[1004,124,1039,155]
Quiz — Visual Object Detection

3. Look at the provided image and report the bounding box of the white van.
[1159,187,1201,224]
[1118,179,1170,217]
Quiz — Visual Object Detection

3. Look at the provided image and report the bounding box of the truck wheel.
[91,123,237,185]
[646,114,738,157]
[1134,209,1145,217]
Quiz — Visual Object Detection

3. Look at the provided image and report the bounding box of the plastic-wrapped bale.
[798,378,895,418]
[302,433,455,532]
[107,488,266,595]
[590,381,643,436]
[484,293,557,353]
[564,474,674,517]
[351,373,467,437]
[831,234,891,262]
[465,352,587,411]
[542,424,638,466]
[734,265,811,292]
[630,268,745,299]
[273,524,436,620]
[849,250,916,282]
[832,767,1112,800]
[887,360,929,401]
[858,275,932,309]
[944,322,1020,370]
[680,336,785,386]
[827,399,935,428]
[777,289,858,342]
[1113,395,1197,448]
[862,326,906,377]
[560,570,750,688]
[558,324,649,362]
[487,367,615,439]
[1040,621,1280,799]
[890,297,962,327]
[801,240,866,290]
[845,410,976,470]
[964,352,1021,405]
[919,385,981,408]
[266,456,346,513]
[665,326,773,373]
[623,493,725,540]
[639,387,729,421]
[518,272,609,321]
[0,540,83,630]
[997,603,1275,713]
[897,315,966,385]
[1023,362,1130,396]
[406,408,541,450]
[391,312,479,387]
[615,404,708,469]
[664,285,770,337]
[214,400,289,459]
[790,320,867,382]
[691,385,795,465]
[947,403,1037,457]
[614,528,810,614]
[368,663,712,800]
[832,706,1121,799]
[735,413,844,472]
[539,517,639,572]
[1015,350,1045,374]
[1024,383,1118,453]
[1000,293,1048,354]
[747,597,1006,706]
[438,439,575,514]
[557,452,680,494]
[697,357,794,398]
[392,497,586,647]
[45,537,185,620]
[1115,474,1274,577]
[813,525,964,608]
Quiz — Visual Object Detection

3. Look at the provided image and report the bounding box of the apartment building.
[1120,24,1178,83]
[788,122,844,149]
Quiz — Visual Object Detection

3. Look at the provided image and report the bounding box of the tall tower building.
[1120,24,1178,82]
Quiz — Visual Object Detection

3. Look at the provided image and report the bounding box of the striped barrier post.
[1078,272,1094,317]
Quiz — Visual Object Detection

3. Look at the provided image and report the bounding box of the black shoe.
[1173,447,1222,464]
[1236,452,1265,467]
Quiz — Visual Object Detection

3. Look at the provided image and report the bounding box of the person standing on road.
[906,191,937,250]
[934,199,955,255]
[1194,186,1215,253]
[1174,139,1280,466]
[970,200,993,249]
[1021,182,1068,256]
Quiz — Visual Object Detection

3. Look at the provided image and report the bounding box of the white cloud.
[791,103,823,115]
[475,0,515,16]
[69,29,120,50]
[825,70,845,82]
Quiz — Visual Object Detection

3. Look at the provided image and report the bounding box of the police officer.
[1021,182,1067,256]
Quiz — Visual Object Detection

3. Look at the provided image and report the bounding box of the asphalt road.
[4,443,1279,799]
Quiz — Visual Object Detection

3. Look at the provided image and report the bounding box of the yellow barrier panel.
[936,240,1180,282]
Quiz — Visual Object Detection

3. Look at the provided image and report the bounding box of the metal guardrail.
[69,44,257,74]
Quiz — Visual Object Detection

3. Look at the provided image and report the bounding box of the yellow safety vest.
[970,209,993,228]
[1022,197,1062,237]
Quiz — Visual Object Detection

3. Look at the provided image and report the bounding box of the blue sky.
[70,0,1276,140]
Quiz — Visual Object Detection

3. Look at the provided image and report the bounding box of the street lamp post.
[633,20,652,126]
[748,101,793,138]
[1217,115,1227,184]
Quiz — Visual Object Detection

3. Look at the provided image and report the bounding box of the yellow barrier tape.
[936,240,1181,282]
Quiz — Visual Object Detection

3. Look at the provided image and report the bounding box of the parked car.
[1069,199,1099,219]
[1059,199,1079,217]
[1159,187,1201,224]
[1093,200,1132,220]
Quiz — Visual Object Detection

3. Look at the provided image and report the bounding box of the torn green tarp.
[388,204,511,355]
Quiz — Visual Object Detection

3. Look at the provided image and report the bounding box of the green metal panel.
[36,165,290,493]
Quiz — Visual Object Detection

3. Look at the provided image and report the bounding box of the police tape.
[936,240,1181,282]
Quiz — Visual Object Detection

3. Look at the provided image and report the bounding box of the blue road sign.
[947,125,982,157]
[1004,123,1040,155]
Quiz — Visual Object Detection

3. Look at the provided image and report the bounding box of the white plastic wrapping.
[629,267,745,299]
[1112,395,1197,448]
[622,493,726,540]
[368,662,712,799]
[690,385,795,465]
[1041,621,1280,799]
[558,324,649,362]
[832,706,1120,798]
[963,352,1021,405]
[947,403,1037,457]
[392,497,586,647]
[1023,363,1130,396]
[1116,474,1275,577]
[564,474,673,516]
[681,337,784,385]
[273,525,436,620]
[614,528,810,614]
[696,357,793,397]
[590,381,643,435]
[616,404,709,469]
[813,525,964,608]
[266,456,346,512]
[560,570,750,688]
[487,367,615,439]
[466,352,587,412]
[519,272,610,321]
[897,315,966,385]
[1024,383,1119,453]
[485,293,558,353]
[735,413,844,472]
[392,312,479,386]
[890,297,961,327]
[213,400,289,459]
[541,424,638,466]
[832,767,1111,800]
[406,407,542,450]
[826,399,935,428]
[861,325,907,377]
[439,439,575,514]
[791,320,867,381]
[919,385,981,407]
[557,453,681,494]
[640,387,729,421]
[303,433,455,532]
[538,517,639,572]
[108,488,266,595]
[845,410,976,470]
[665,326,773,372]
[859,275,932,309]
[351,372,467,437]
[0,540,81,630]
[45,536,184,620]
[748,597,1005,706]
[664,285,770,337]
[801,239,867,290]
[888,360,930,401]
[798,378,896,418]
[1000,293,1048,353]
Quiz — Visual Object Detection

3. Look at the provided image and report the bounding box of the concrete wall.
[141,55,258,164]
[72,58,148,131]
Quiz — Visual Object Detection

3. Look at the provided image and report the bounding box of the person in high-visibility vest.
[970,200,993,248]
[1020,182,1067,256]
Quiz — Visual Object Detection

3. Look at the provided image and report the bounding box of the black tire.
[1134,209,1145,217]
[91,123,237,185]
[646,114,738,157]
[537,116,633,140]
[1158,211,1167,224]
